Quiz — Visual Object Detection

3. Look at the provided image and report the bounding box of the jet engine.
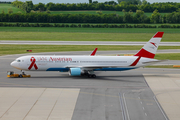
[69,68,83,76]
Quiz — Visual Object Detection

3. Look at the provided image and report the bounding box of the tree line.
[0,22,180,28]
[0,10,180,23]
[0,1,11,4]
[11,0,180,13]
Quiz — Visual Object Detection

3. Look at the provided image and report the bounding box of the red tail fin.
[134,32,164,59]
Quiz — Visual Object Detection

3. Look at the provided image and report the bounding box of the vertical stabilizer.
[134,32,164,59]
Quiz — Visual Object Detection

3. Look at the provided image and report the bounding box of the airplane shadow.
[30,74,146,83]
[143,74,170,77]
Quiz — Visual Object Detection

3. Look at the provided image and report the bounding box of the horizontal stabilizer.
[142,60,168,64]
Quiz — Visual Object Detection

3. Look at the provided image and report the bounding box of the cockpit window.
[17,60,21,62]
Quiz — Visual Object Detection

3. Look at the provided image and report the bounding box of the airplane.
[10,32,164,78]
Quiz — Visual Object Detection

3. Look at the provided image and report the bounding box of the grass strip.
[1,45,180,60]
[0,45,142,56]
[0,27,180,34]
[0,31,180,42]
[154,53,180,60]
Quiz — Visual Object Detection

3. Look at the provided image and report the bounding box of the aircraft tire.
[92,74,96,78]
[19,74,23,78]
[88,74,92,78]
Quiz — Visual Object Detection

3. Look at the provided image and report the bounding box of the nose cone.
[10,61,18,68]
[10,61,21,70]
[10,61,15,67]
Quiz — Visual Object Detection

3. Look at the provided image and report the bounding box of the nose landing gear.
[18,70,31,78]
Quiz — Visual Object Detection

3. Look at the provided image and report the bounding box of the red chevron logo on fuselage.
[150,42,157,48]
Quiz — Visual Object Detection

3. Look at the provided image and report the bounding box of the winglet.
[90,48,98,56]
[134,32,164,59]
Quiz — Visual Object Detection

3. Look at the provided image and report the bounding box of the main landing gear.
[81,70,96,78]
[88,74,96,78]
[19,70,25,78]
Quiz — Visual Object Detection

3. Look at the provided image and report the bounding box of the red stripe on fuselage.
[130,56,141,66]
[134,48,155,58]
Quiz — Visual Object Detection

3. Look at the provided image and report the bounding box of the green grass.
[49,10,168,17]
[0,45,140,56]
[158,46,180,49]
[0,45,138,56]
[1,27,180,34]
[0,4,24,13]
[0,45,180,59]
[0,30,180,42]
[154,53,180,60]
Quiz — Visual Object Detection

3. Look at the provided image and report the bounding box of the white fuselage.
[11,55,158,72]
